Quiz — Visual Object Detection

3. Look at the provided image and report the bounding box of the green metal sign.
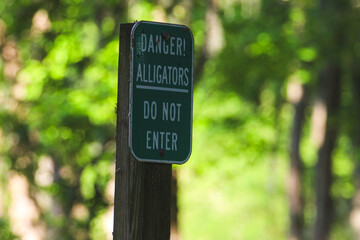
[130,21,193,164]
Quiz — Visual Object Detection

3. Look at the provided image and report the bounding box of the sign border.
[129,20,194,164]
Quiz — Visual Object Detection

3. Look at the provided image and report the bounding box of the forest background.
[1,0,360,239]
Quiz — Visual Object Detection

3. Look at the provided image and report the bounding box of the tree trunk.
[193,0,223,84]
[288,84,306,240]
[314,63,341,240]
[349,64,360,237]
[171,170,180,240]
[113,23,172,240]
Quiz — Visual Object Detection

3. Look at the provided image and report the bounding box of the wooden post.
[113,23,172,240]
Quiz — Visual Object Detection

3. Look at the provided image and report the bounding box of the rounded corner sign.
[129,21,194,165]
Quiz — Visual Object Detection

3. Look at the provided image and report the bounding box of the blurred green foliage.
[1,0,360,239]
[0,218,18,240]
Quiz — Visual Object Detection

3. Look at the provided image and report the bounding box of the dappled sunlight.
[12,82,27,101]
[2,41,17,61]
[287,80,303,104]
[71,203,89,221]
[311,100,327,148]
[350,207,360,236]
[205,1,224,56]
[35,155,54,187]
[2,41,21,80]
[8,172,46,240]
[4,61,21,80]
[240,0,261,18]
[31,9,51,36]
[350,191,360,236]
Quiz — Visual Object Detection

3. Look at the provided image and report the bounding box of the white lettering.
[163,38,169,54]
[162,102,181,122]
[151,101,157,120]
[167,66,172,83]
[155,35,161,54]
[178,67,184,85]
[162,66,168,84]
[136,63,142,82]
[184,68,189,86]
[172,67,178,85]
[142,64,147,82]
[183,38,185,56]
[141,34,147,52]
[170,37,175,55]
[145,131,178,151]
[157,65,162,84]
[144,101,157,120]
[170,103,176,121]
[172,133,178,151]
[165,132,171,150]
[144,101,150,119]
[162,102,168,121]
[153,131,158,149]
[148,34,154,53]
[177,103,181,121]
[146,131,151,149]
[135,64,190,88]
[147,64,152,83]
[160,131,165,149]
[177,37,182,56]
[139,34,187,57]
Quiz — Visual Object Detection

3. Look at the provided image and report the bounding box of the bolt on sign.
[129,21,194,164]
